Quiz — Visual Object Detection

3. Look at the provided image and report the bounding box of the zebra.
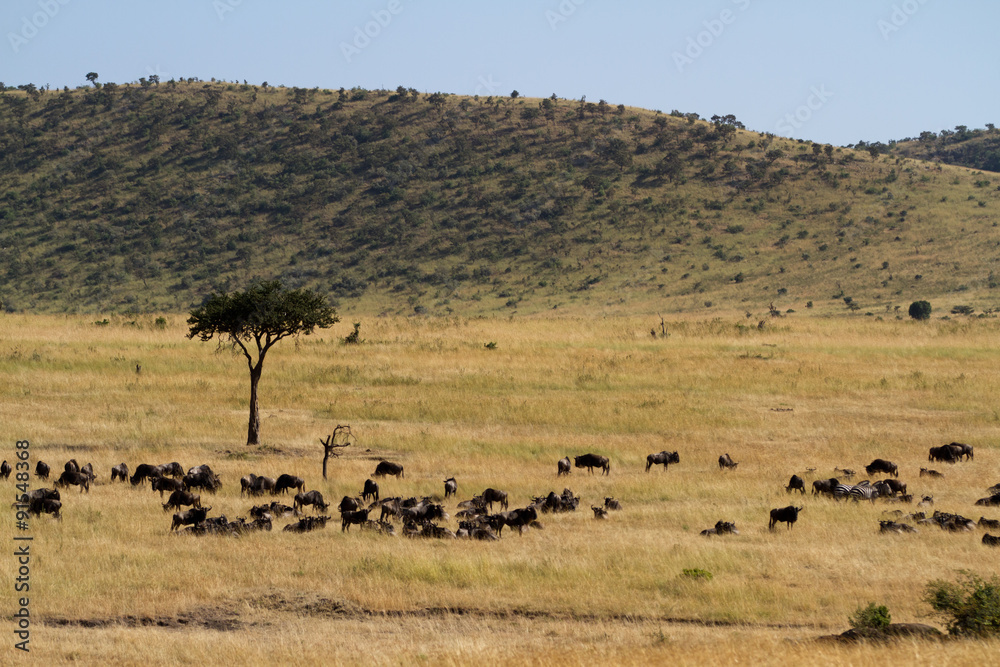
[833,484,855,501]
[850,485,879,503]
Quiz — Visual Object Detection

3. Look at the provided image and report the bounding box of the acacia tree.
[187,280,338,445]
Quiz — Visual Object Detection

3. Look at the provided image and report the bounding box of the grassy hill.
[1,81,998,316]
[885,124,1000,173]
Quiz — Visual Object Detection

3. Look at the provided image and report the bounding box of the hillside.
[884,124,1000,173]
[1,81,998,316]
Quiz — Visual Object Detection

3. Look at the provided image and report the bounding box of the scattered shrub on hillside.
[849,602,891,632]
[681,568,712,581]
[951,305,975,315]
[924,571,1000,637]
[342,322,363,345]
[908,300,932,320]
[484,341,497,350]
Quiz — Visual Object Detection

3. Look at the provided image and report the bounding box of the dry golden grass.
[1,312,999,664]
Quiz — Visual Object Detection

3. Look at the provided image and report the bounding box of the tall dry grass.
[1,312,999,663]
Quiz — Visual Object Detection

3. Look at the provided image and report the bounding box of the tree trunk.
[247,363,262,446]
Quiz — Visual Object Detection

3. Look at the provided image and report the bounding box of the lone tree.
[187,280,338,445]
[85,72,99,86]
[908,300,932,321]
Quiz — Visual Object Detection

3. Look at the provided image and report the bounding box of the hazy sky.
[3,0,997,146]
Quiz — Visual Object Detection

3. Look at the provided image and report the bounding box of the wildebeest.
[701,521,739,536]
[247,476,275,496]
[769,505,803,530]
[162,490,201,512]
[185,470,222,494]
[557,457,571,476]
[373,461,404,479]
[295,490,331,514]
[865,459,898,478]
[604,497,622,511]
[646,451,679,472]
[812,478,841,497]
[0,460,10,479]
[718,453,738,470]
[928,445,958,464]
[917,496,935,508]
[273,474,305,495]
[284,516,330,533]
[79,462,96,482]
[26,488,59,503]
[879,520,918,534]
[131,463,160,486]
[240,474,258,497]
[481,488,509,511]
[341,508,370,532]
[152,476,184,497]
[35,461,50,480]
[501,506,538,535]
[945,442,973,461]
[187,464,216,478]
[592,506,608,519]
[363,479,380,503]
[28,496,62,519]
[64,459,79,474]
[975,494,1000,507]
[338,496,362,513]
[170,506,210,531]
[984,534,1000,547]
[979,517,1000,531]
[55,470,90,493]
[443,477,456,499]
[833,467,856,479]
[574,454,610,476]
[156,462,185,478]
[920,468,944,478]
[110,463,129,483]
[786,475,805,494]
[874,478,907,497]
[988,483,1000,495]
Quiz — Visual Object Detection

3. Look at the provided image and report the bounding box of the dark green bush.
[908,300,932,320]
[849,602,891,631]
[924,571,1000,637]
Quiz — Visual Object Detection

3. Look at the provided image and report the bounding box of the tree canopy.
[187,280,338,445]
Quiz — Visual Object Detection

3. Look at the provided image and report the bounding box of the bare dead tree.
[320,425,353,480]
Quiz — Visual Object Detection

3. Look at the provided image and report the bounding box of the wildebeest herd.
[5,440,999,547]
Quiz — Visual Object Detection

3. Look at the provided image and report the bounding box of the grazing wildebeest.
[26,488,59,503]
[557,457,571,476]
[718,453,738,470]
[131,463,160,486]
[295,490,330,514]
[0,460,10,480]
[240,474,258,497]
[701,521,739,536]
[157,462,185,478]
[55,470,90,493]
[865,459,898,478]
[64,459,80,474]
[273,474,305,495]
[35,461,50,480]
[928,445,958,464]
[248,476,275,496]
[944,442,973,461]
[341,508,369,532]
[185,471,222,494]
[187,464,216,478]
[111,463,129,483]
[482,488,509,511]
[604,497,622,511]
[373,461,404,479]
[443,477,457,499]
[984,534,1000,547]
[363,479,380,503]
[975,494,1000,507]
[574,454,610,476]
[152,476,184,497]
[80,462,96,482]
[875,478,907,497]
[162,490,201,512]
[338,496,362,513]
[170,506,210,531]
[879,520,918,534]
[834,467,856,479]
[812,478,841,497]
[502,507,538,535]
[988,483,1000,495]
[592,506,608,519]
[786,475,805,494]
[28,496,62,519]
[917,496,935,508]
[978,517,1000,531]
[769,505,803,530]
[920,468,944,478]
[646,451,679,472]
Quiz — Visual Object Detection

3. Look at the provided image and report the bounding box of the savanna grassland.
[2,312,1000,665]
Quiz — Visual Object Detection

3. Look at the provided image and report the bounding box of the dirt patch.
[249,592,362,618]
[44,605,244,632]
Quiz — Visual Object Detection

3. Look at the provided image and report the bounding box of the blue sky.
[2,0,997,146]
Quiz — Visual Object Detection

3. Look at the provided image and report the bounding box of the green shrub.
[681,568,712,581]
[924,571,1000,637]
[908,300,932,320]
[849,602,891,631]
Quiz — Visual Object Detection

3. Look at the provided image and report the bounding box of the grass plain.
[1,311,999,665]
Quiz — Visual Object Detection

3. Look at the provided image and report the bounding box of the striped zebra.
[833,482,879,503]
